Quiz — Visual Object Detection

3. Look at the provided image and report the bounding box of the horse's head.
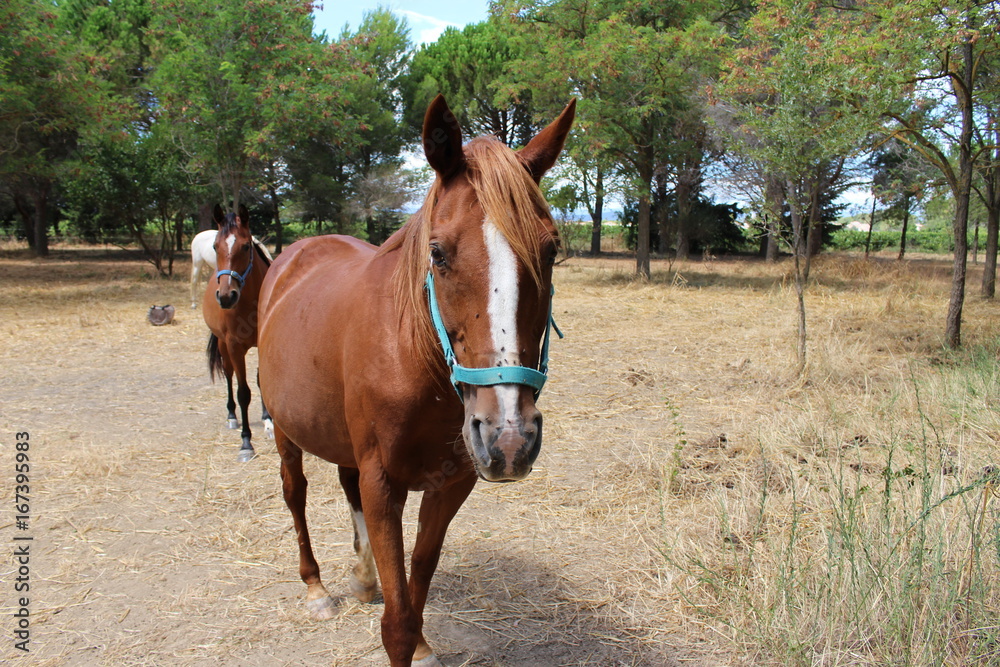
[420,95,575,482]
[213,204,253,309]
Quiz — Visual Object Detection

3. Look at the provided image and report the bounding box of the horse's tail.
[207,333,224,382]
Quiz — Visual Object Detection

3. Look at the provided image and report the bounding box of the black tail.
[207,333,224,382]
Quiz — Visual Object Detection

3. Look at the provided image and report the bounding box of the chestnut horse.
[257,95,575,666]
[203,204,273,462]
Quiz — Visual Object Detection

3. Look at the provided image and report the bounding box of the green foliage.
[498,0,730,275]
[620,196,747,254]
[286,8,413,231]
[149,0,355,207]
[0,0,122,254]
[59,0,153,113]
[0,0,106,176]
[713,0,886,215]
[63,127,201,271]
[404,20,535,147]
[826,227,993,255]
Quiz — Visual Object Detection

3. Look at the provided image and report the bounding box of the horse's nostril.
[469,417,485,446]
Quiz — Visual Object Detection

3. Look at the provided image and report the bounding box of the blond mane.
[377,136,558,371]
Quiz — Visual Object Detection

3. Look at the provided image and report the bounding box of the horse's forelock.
[219,212,245,237]
[464,136,555,292]
[381,137,556,375]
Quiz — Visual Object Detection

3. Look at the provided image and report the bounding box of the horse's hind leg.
[190,263,200,308]
[338,466,379,603]
[257,369,274,439]
[275,426,336,620]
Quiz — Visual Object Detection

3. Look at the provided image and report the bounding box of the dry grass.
[1,245,999,666]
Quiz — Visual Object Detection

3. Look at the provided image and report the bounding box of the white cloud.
[399,9,457,44]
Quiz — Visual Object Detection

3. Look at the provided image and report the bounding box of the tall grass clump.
[665,346,1000,666]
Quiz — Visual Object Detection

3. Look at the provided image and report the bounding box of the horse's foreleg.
[406,471,477,667]
[276,426,335,620]
[338,466,378,602]
[257,369,274,439]
[220,343,239,430]
[358,462,418,667]
[232,350,254,462]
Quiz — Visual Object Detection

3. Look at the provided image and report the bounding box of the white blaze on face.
[484,220,522,426]
[225,233,236,256]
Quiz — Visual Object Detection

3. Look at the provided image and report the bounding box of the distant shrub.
[826,227,966,255]
[828,229,899,252]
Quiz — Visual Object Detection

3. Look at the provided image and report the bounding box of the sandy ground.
[3,245,991,666]
[0,247,737,667]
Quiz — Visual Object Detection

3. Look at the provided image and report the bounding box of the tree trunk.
[589,167,604,256]
[802,213,818,282]
[945,37,975,349]
[972,220,979,264]
[981,121,1000,297]
[32,181,50,257]
[174,211,184,252]
[198,203,215,232]
[655,171,670,255]
[13,192,35,251]
[982,201,998,298]
[787,178,807,375]
[270,184,284,255]
[804,177,823,264]
[764,173,783,262]
[675,174,692,261]
[898,195,910,261]
[864,195,877,260]
[637,191,651,278]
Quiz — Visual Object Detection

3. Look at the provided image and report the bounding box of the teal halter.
[425,271,562,401]
[216,243,253,288]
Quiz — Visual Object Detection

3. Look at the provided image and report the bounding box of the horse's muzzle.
[216,289,240,309]
[464,389,542,482]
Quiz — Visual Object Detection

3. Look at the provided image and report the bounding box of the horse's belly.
[257,238,376,467]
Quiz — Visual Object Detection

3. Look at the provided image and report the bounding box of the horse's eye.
[430,246,447,269]
[243,243,252,251]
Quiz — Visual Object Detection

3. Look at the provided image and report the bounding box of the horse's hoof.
[305,595,336,620]
[263,419,274,439]
[349,574,379,603]
[227,418,239,429]
[236,448,256,463]
[412,654,443,667]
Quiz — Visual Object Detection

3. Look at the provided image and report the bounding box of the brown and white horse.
[256,96,575,666]
[203,204,273,462]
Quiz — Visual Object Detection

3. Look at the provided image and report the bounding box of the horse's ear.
[518,99,576,183]
[213,204,225,226]
[422,94,464,179]
[238,204,249,227]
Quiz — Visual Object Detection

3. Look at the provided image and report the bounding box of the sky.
[311,1,490,45]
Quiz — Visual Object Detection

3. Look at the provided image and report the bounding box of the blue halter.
[215,243,253,288]
[425,271,563,401]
